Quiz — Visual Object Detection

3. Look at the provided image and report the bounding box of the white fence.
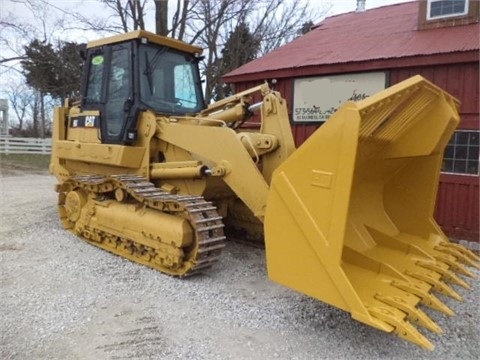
[0,137,52,154]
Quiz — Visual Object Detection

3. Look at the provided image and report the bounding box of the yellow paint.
[49,32,480,350]
[265,76,480,350]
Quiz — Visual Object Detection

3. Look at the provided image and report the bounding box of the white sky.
[328,0,413,15]
[0,0,416,42]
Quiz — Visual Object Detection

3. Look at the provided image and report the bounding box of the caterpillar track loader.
[50,30,479,350]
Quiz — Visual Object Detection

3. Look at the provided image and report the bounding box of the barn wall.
[230,61,479,243]
[389,62,479,129]
[435,174,479,242]
[389,63,479,243]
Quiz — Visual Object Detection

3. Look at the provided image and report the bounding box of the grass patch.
[0,153,51,172]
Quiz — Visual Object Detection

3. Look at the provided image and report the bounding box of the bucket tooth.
[405,269,462,300]
[391,280,454,316]
[264,75,473,350]
[434,243,480,270]
[434,254,475,278]
[416,260,471,289]
[440,242,480,263]
[396,234,478,276]
[368,306,434,351]
[374,293,442,334]
[351,228,463,299]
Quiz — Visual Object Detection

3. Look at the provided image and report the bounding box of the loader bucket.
[264,75,479,350]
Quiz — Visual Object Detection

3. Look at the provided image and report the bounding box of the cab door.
[79,42,134,144]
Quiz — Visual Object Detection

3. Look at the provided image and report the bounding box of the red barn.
[224,0,479,248]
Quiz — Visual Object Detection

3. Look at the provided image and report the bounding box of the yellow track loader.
[50,30,479,350]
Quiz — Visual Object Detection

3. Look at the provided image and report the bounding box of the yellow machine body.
[50,30,479,350]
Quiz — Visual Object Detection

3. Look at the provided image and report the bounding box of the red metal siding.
[224,2,479,82]
[436,174,479,242]
[390,64,479,242]
[389,62,479,129]
[230,63,479,243]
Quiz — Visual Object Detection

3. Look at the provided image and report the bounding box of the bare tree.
[0,12,33,71]
[182,0,326,102]
[0,0,70,137]
[7,83,34,133]
[170,0,192,41]
[249,0,328,55]
[1,0,329,110]
[154,0,169,35]
[99,0,147,32]
[4,81,53,138]
[186,0,246,102]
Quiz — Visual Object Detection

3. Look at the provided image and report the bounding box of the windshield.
[139,43,204,114]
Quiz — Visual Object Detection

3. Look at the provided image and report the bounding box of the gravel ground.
[1,173,479,360]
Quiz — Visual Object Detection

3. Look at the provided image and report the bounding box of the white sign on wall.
[293,72,387,122]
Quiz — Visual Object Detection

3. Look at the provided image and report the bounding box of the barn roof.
[224,1,479,82]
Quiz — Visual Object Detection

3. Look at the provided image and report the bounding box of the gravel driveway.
[1,173,479,359]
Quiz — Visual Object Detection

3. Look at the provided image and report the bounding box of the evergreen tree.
[212,22,260,101]
[21,40,57,96]
[20,39,83,137]
[298,21,314,36]
[53,42,84,100]
[21,40,83,100]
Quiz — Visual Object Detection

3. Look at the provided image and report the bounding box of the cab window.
[139,44,204,114]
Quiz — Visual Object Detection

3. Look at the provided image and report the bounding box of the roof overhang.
[223,51,479,84]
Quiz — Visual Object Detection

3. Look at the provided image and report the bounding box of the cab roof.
[87,30,203,55]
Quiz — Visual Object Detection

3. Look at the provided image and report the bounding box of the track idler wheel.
[64,190,87,222]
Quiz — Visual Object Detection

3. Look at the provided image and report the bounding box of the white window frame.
[427,0,469,20]
[441,130,479,176]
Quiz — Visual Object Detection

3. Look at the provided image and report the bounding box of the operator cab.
[80,30,205,145]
